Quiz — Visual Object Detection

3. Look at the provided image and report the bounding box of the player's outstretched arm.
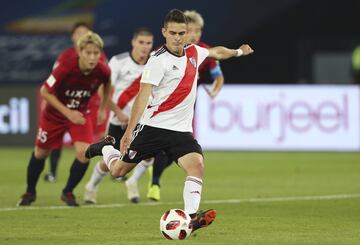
[208,44,254,60]
[120,83,152,154]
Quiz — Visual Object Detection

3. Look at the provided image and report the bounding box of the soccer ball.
[160,209,192,240]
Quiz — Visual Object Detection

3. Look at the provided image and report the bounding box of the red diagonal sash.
[117,75,141,109]
[151,46,198,118]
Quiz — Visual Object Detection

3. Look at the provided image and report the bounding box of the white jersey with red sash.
[140,44,209,132]
[108,52,145,125]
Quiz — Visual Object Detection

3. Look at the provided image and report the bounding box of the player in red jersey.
[43,22,109,183]
[146,10,226,201]
[185,10,225,94]
[17,32,112,207]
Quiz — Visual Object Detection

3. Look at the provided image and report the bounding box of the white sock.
[183,176,203,215]
[102,145,120,170]
[86,161,108,191]
[127,160,148,184]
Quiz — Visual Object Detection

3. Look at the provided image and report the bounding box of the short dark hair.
[133,27,153,39]
[164,9,187,27]
[71,22,90,35]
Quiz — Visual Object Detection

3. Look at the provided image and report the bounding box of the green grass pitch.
[0,148,360,244]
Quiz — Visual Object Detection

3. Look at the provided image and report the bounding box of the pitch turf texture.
[0,148,360,244]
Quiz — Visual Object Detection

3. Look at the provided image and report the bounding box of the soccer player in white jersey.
[85,9,253,232]
[83,28,154,204]
[147,9,228,202]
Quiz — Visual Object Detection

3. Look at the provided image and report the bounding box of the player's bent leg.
[111,160,136,178]
[99,144,136,178]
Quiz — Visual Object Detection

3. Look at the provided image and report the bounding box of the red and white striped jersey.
[108,52,145,125]
[140,44,209,132]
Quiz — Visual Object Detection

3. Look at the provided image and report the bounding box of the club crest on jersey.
[128,150,137,159]
[189,57,197,68]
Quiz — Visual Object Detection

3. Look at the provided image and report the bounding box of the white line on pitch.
[1,193,360,213]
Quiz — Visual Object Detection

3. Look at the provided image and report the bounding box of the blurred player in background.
[146,9,226,202]
[83,27,154,204]
[85,9,253,231]
[43,22,109,183]
[17,32,112,207]
[186,10,225,95]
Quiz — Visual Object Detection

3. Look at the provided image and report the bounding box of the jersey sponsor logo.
[46,75,56,87]
[128,149,137,159]
[65,90,91,98]
[64,90,92,109]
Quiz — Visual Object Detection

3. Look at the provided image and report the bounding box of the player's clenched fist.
[238,44,254,56]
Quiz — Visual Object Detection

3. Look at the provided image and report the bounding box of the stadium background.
[1,0,359,85]
[1,1,360,244]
